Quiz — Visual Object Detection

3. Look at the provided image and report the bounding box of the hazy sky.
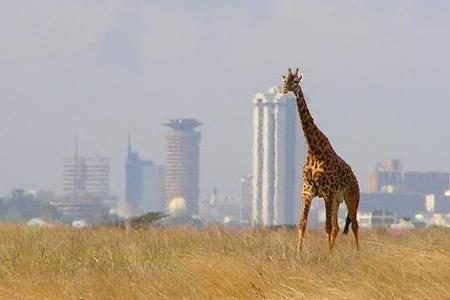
[1,1,450,199]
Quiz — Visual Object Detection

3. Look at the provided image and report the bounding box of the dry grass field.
[0,225,449,299]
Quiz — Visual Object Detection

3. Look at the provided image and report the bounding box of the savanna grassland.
[0,225,449,299]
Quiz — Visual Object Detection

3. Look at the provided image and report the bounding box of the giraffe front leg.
[297,184,313,253]
[329,200,340,252]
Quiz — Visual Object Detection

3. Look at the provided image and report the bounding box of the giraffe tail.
[343,214,351,234]
[343,181,360,235]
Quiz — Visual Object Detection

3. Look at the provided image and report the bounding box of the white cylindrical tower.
[251,96,264,225]
[251,87,304,227]
[262,98,276,226]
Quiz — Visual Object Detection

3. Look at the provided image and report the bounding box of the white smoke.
[168,197,187,217]
[115,199,132,218]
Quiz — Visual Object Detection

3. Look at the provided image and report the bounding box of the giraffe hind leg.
[345,185,360,250]
[324,200,332,245]
[352,190,360,250]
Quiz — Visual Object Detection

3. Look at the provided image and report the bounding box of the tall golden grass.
[0,225,448,299]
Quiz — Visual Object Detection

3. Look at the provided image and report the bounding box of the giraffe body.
[304,149,357,203]
[282,68,360,251]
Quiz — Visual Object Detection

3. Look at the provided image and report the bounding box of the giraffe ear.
[299,74,303,81]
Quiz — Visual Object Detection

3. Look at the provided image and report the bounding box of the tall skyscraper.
[125,136,164,215]
[252,87,305,226]
[164,119,201,216]
[63,137,110,202]
[125,136,143,214]
[60,137,111,222]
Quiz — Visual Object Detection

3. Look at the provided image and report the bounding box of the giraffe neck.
[295,89,331,154]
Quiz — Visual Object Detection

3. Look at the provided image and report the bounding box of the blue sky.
[1,1,449,198]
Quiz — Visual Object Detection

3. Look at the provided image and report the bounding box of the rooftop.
[164,118,202,131]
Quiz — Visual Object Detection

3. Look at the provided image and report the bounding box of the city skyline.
[1,1,450,200]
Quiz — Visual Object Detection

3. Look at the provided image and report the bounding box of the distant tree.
[106,211,168,229]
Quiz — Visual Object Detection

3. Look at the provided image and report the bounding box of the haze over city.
[1,2,450,298]
[1,1,449,199]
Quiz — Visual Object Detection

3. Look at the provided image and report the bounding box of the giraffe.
[281,68,360,252]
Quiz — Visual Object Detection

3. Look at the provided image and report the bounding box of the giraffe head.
[281,68,303,96]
